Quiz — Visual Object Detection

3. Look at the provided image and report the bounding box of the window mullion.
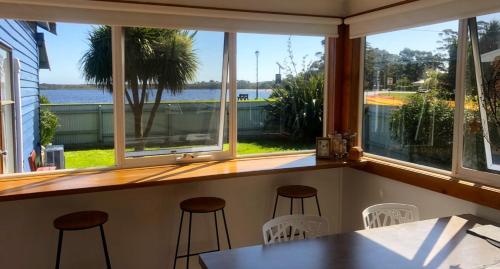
[229,32,237,158]
[452,19,469,176]
[469,17,498,171]
[217,33,229,150]
[112,26,125,168]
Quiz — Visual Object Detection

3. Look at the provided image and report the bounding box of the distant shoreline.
[40,80,277,90]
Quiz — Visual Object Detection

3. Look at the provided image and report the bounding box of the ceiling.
[93,0,408,18]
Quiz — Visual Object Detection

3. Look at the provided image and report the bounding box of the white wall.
[2,166,500,268]
[341,168,500,232]
[0,168,341,269]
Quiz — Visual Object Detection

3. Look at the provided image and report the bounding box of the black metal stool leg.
[173,210,184,269]
[186,213,192,269]
[315,195,322,216]
[289,198,294,238]
[221,209,231,249]
[272,194,279,218]
[301,198,305,214]
[214,212,220,251]
[55,230,63,269]
[99,225,112,269]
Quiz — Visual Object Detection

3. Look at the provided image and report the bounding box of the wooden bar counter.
[0,154,364,202]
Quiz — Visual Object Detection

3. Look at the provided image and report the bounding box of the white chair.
[262,214,329,245]
[362,203,420,229]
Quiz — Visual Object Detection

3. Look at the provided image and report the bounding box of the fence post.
[98,105,103,146]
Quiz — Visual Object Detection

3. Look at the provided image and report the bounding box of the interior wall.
[341,167,500,232]
[0,168,341,269]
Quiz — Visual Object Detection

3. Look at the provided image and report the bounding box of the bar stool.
[53,211,111,269]
[272,185,322,218]
[173,197,231,269]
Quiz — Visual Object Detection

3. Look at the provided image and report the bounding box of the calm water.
[41,88,273,104]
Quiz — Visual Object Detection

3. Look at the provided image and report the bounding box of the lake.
[41,88,273,104]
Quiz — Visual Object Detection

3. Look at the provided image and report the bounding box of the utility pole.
[255,50,259,100]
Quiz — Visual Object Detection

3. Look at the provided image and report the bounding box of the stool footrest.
[175,249,220,259]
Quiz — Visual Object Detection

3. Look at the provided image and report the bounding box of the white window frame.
[113,28,237,168]
[454,17,500,187]
[0,21,327,179]
[359,17,500,187]
[235,34,328,159]
[358,36,453,177]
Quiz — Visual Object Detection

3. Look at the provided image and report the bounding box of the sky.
[39,23,324,84]
[367,20,458,55]
[39,13,499,85]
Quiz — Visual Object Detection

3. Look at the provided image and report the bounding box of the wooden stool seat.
[53,210,111,268]
[180,197,226,213]
[174,197,231,268]
[54,211,108,231]
[277,185,318,198]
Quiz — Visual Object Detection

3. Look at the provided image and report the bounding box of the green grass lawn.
[65,138,314,169]
[65,149,116,169]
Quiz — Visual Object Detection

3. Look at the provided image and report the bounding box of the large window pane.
[123,29,229,158]
[40,22,114,170]
[463,12,500,173]
[236,34,325,155]
[362,21,458,170]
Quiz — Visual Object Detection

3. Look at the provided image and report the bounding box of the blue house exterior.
[0,19,52,173]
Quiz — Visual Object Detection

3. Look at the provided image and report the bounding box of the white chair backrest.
[262,214,329,245]
[362,203,420,229]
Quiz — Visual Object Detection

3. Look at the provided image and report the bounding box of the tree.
[81,26,197,150]
[436,29,458,99]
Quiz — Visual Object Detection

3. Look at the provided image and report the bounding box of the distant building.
[0,19,55,173]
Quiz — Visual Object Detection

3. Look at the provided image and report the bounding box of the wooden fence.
[42,101,280,149]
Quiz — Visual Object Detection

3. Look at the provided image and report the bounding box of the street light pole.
[255,50,259,100]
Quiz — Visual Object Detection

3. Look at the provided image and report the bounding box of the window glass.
[463,12,500,173]
[362,21,458,170]
[40,22,114,170]
[0,44,15,173]
[236,34,325,155]
[123,29,229,158]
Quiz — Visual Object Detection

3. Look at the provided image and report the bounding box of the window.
[122,29,230,162]
[462,12,500,176]
[0,43,15,173]
[0,11,330,177]
[361,12,500,186]
[236,34,325,155]
[362,21,458,171]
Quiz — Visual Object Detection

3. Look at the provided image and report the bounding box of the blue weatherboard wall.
[0,19,40,172]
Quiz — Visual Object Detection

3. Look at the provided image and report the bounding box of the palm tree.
[80,26,197,150]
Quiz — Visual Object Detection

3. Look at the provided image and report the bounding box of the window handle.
[176,153,213,163]
[176,153,195,161]
[0,150,7,156]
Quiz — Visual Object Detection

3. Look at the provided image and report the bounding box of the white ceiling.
[93,0,406,18]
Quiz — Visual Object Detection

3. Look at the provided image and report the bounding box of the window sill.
[354,157,500,211]
[0,154,365,202]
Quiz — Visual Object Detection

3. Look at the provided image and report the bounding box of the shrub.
[266,73,324,143]
[389,91,454,166]
[39,95,50,104]
[39,101,58,146]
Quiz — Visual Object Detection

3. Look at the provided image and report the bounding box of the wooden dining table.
[199,214,500,269]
